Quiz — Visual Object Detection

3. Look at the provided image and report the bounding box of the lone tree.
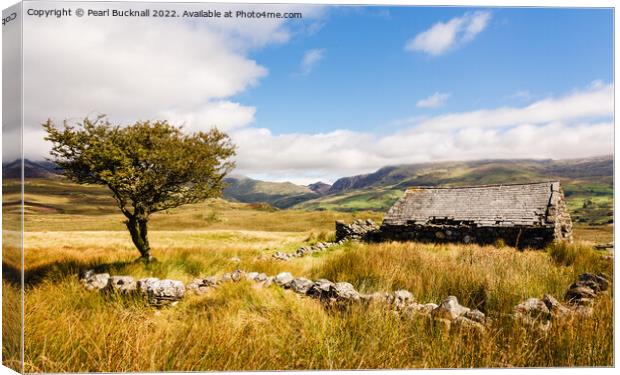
[44,116,236,261]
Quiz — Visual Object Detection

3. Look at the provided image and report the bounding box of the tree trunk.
[125,216,152,261]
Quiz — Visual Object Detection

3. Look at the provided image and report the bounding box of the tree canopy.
[44,116,236,260]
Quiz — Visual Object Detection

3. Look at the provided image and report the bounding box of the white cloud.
[11,4,612,185]
[300,48,326,75]
[17,2,325,160]
[231,82,613,183]
[159,102,256,133]
[414,82,613,131]
[417,92,451,108]
[405,11,491,56]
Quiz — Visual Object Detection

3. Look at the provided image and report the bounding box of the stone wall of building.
[377,223,556,249]
[550,188,574,243]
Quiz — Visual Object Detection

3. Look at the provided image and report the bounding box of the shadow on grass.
[2,258,135,287]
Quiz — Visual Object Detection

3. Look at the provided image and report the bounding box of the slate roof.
[382,181,561,227]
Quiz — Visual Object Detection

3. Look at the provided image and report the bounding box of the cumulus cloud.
[10,4,612,185]
[405,11,491,56]
[417,92,451,108]
[300,48,326,75]
[414,82,613,131]
[16,2,325,160]
[230,82,613,183]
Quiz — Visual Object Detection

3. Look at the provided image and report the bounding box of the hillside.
[325,156,613,194]
[3,156,613,225]
[294,156,613,225]
[223,176,320,209]
[2,159,59,179]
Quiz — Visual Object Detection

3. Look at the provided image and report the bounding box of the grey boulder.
[431,296,470,321]
[146,279,185,306]
[106,276,137,294]
[290,278,314,294]
[274,272,294,287]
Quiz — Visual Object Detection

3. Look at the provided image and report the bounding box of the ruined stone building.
[379,181,573,248]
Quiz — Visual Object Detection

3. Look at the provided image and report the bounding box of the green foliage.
[43,116,236,257]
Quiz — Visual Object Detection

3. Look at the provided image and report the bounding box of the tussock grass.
[4,195,613,371]
[21,273,613,372]
[13,233,613,371]
[311,242,612,314]
[547,242,607,272]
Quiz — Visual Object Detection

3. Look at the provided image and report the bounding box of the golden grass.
[1,186,613,371]
[9,233,613,371]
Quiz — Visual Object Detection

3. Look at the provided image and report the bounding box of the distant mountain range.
[222,175,320,209]
[3,155,613,224]
[2,159,59,179]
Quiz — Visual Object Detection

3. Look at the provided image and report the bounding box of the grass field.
[1,178,615,371]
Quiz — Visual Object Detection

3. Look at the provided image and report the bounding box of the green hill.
[223,176,320,209]
[4,156,613,225]
[293,156,613,225]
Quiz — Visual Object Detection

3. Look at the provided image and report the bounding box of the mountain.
[307,181,332,195]
[325,157,613,195]
[293,156,613,225]
[5,156,612,224]
[222,176,319,209]
[2,159,60,179]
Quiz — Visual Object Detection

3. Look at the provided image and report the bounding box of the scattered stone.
[290,278,314,294]
[431,296,470,321]
[220,273,233,283]
[513,297,552,330]
[463,309,486,324]
[79,269,95,280]
[306,279,362,304]
[272,252,290,261]
[229,257,241,263]
[392,289,414,309]
[245,272,259,281]
[577,273,609,292]
[137,278,160,293]
[332,282,361,302]
[231,269,245,282]
[335,219,380,242]
[187,277,218,294]
[514,298,550,320]
[80,272,110,291]
[106,276,137,294]
[565,285,596,305]
[542,294,572,319]
[274,272,294,287]
[404,303,438,316]
[307,279,335,299]
[146,279,185,306]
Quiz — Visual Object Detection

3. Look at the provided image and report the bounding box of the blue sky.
[22,3,614,184]
[240,6,613,136]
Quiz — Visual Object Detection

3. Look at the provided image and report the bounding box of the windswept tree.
[44,116,236,261]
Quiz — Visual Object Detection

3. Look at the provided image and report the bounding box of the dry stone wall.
[335,219,380,242]
[271,240,345,261]
[79,268,609,333]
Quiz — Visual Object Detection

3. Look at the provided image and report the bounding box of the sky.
[12,2,614,184]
